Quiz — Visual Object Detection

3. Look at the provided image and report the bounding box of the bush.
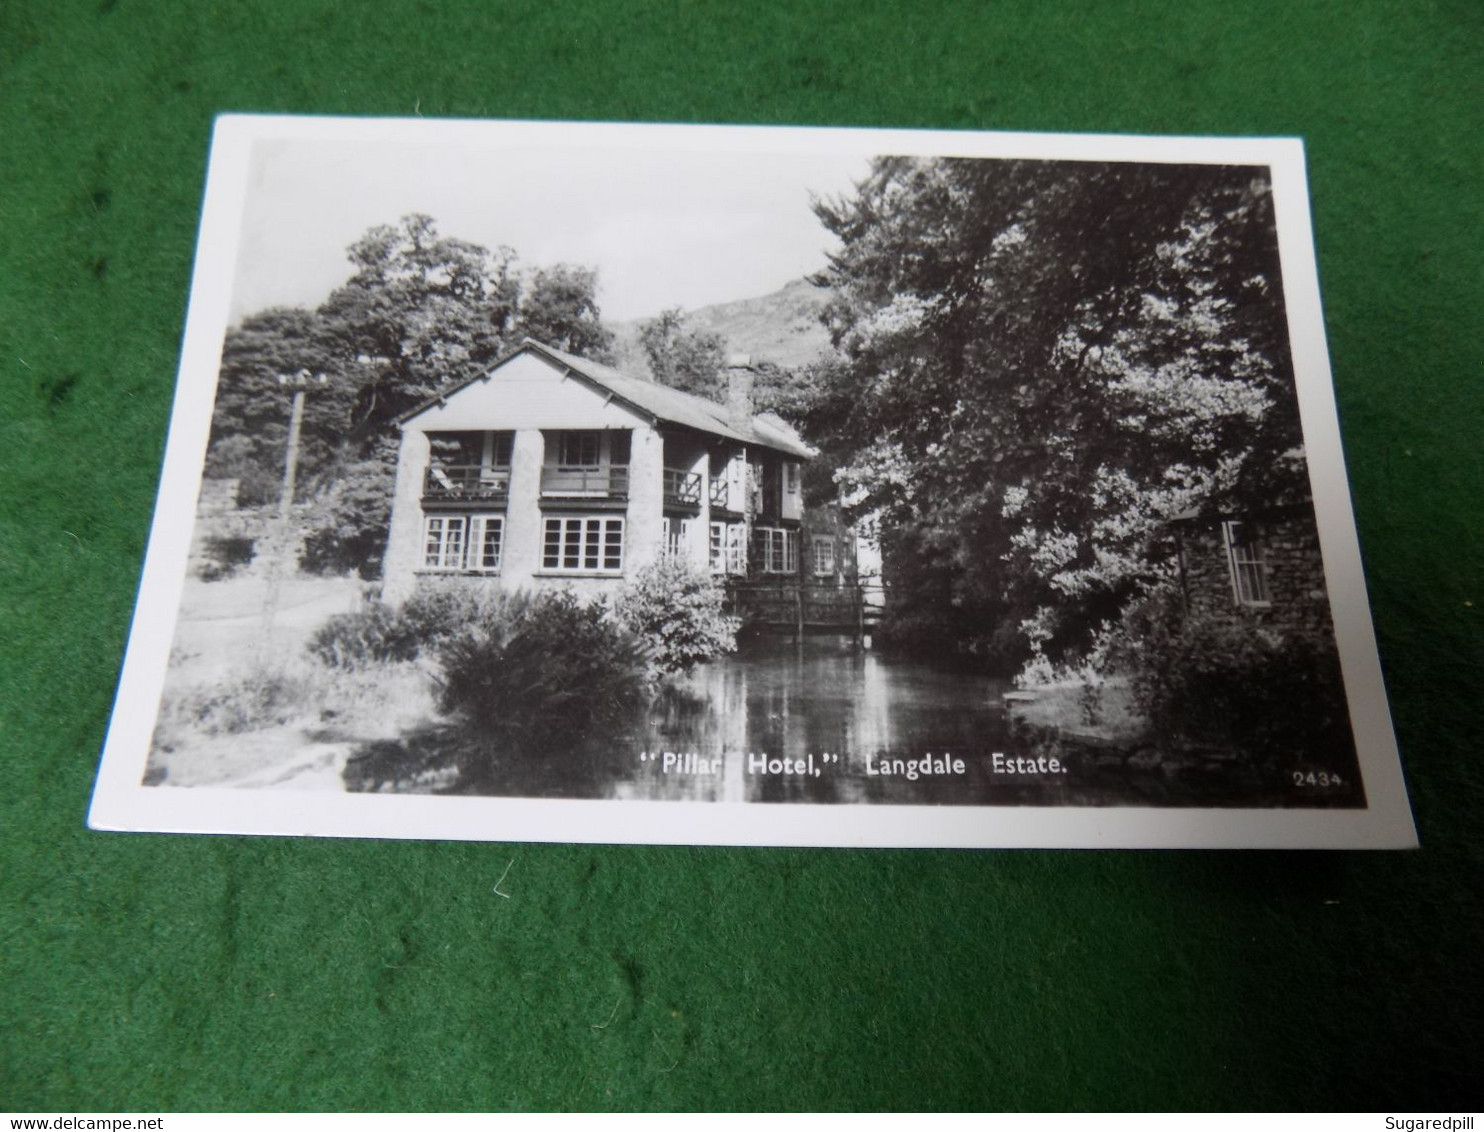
[614,556,739,676]
[1117,591,1350,759]
[306,602,422,669]
[162,667,312,737]
[197,535,256,582]
[298,459,394,579]
[436,589,651,777]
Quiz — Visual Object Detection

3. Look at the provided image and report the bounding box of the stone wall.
[1179,508,1334,640]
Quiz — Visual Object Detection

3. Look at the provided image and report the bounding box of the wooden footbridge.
[725,580,886,641]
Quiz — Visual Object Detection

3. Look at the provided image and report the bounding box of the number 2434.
[1292,770,1343,787]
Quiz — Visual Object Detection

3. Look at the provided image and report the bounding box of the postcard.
[88,115,1416,848]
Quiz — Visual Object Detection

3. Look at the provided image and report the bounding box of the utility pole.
[259,369,327,655]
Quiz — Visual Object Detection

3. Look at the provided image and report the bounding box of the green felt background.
[2,0,1480,1112]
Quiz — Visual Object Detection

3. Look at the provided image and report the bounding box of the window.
[543,516,624,573]
[422,515,502,572]
[1223,521,1271,606]
[423,516,466,570]
[664,517,692,559]
[470,515,503,572]
[486,432,513,469]
[709,522,725,573]
[785,461,801,496]
[726,524,747,575]
[755,527,797,574]
[811,535,836,577]
[557,431,601,468]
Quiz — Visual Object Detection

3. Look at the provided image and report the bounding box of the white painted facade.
[381,346,807,602]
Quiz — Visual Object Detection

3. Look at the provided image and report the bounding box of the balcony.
[540,465,629,500]
[423,465,510,505]
[663,467,703,510]
[709,476,733,511]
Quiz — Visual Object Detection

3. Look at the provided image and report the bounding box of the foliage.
[305,602,421,669]
[518,264,615,363]
[807,157,1305,667]
[207,214,619,577]
[615,556,740,676]
[638,307,728,398]
[163,667,311,737]
[435,590,651,777]
[197,536,255,582]
[1115,592,1350,759]
[297,458,396,579]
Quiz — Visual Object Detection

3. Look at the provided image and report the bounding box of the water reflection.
[351,633,1350,807]
[610,634,1016,805]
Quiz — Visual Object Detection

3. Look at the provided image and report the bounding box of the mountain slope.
[610,276,836,374]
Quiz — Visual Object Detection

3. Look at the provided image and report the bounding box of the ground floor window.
[811,535,836,577]
[709,522,749,575]
[1223,520,1271,606]
[543,516,624,573]
[755,526,797,575]
[664,517,692,559]
[422,514,503,572]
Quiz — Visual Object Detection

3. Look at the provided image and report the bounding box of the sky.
[228,137,873,325]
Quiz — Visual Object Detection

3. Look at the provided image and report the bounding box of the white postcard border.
[88,115,1417,849]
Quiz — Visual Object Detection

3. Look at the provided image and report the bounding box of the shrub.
[197,536,256,582]
[614,556,739,676]
[306,602,421,669]
[298,459,394,580]
[435,589,651,778]
[1116,590,1350,759]
[162,666,312,737]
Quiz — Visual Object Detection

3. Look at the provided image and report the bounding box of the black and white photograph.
[89,117,1415,847]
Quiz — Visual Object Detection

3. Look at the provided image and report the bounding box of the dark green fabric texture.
[2,0,1479,1112]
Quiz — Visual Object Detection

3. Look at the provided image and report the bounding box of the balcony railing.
[540,465,629,499]
[663,467,703,509]
[709,476,732,510]
[423,464,510,503]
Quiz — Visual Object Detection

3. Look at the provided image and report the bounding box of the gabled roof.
[398,338,816,461]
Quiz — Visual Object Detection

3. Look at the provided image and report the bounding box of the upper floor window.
[785,462,801,496]
[557,431,601,469]
[1223,521,1271,606]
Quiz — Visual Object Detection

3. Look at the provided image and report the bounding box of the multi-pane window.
[423,516,466,570]
[664,517,692,559]
[709,522,726,573]
[557,431,601,468]
[1223,521,1271,606]
[542,516,624,573]
[811,535,836,577]
[755,527,797,574]
[470,516,503,572]
[422,515,502,571]
[727,525,747,575]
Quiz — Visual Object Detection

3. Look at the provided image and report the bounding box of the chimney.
[724,354,754,429]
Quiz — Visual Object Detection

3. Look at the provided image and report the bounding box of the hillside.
[610,276,836,375]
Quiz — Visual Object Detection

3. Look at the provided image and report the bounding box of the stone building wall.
[1179,508,1334,640]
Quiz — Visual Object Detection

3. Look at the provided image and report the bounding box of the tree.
[637,307,727,398]
[204,214,622,577]
[206,307,352,505]
[516,264,615,363]
[316,213,521,453]
[809,157,1304,668]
